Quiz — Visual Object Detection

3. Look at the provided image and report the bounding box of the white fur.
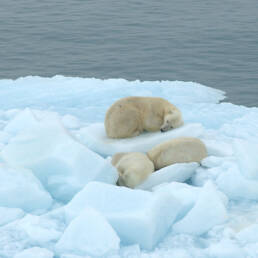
[147,137,207,170]
[112,152,154,188]
[105,97,183,138]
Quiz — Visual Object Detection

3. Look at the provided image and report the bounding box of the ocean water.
[0,0,257,106]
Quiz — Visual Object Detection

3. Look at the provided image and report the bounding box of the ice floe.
[0,164,52,212]
[65,181,180,249]
[0,76,258,257]
[78,123,204,157]
[55,207,120,257]
[1,110,118,202]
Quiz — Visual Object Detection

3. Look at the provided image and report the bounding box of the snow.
[233,139,258,180]
[216,162,258,200]
[55,207,120,257]
[0,211,65,257]
[236,223,258,244]
[205,239,246,258]
[172,181,228,235]
[201,156,227,168]
[0,76,258,257]
[14,247,54,258]
[17,214,64,245]
[202,139,233,157]
[0,207,25,227]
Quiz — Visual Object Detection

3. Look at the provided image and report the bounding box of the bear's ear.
[112,152,127,166]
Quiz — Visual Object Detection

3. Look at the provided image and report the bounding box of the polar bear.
[111,152,154,188]
[147,137,207,170]
[105,96,183,138]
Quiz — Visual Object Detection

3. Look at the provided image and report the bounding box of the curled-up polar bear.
[147,137,207,170]
[105,96,183,138]
[111,152,154,188]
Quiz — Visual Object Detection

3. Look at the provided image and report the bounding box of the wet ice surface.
[0,76,258,257]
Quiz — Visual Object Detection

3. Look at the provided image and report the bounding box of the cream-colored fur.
[111,152,154,188]
[105,97,183,138]
[147,137,207,170]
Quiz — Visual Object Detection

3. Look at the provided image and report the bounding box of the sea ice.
[216,162,258,200]
[220,110,258,140]
[0,143,4,152]
[0,76,257,257]
[0,119,5,128]
[17,214,64,246]
[0,207,25,226]
[153,182,200,220]
[136,162,199,190]
[1,115,118,202]
[78,123,205,157]
[0,212,64,256]
[4,109,21,120]
[14,247,54,258]
[0,223,28,258]
[236,223,258,244]
[233,139,258,180]
[0,131,10,145]
[65,181,180,249]
[201,156,229,168]
[202,139,233,157]
[3,108,39,135]
[60,255,89,258]
[205,239,246,258]
[140,248,192,258]
[56,207,120,257]
[182,102,247,130]
[0,77,225,121]
[0,164,52,212]
[191,165,225,187]
[172,181,228,235]
[243,243,258,258]
[119,244,141,258]
[61,114,82,129]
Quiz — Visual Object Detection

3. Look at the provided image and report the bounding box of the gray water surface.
[0,0,258,106]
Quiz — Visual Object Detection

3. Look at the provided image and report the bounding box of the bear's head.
[160,110,183,132]
[117,167,146,188]
[114,152,154,188]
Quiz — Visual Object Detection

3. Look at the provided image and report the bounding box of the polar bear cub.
[111,152,154,188]
[105,96,183,138]
[147,137,207,170]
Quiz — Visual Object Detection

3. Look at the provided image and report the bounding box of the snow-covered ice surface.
[64,182,180,250]
[13,247,54,258]
[0,76,258,257]
[79,123,204,157]
[136,162,199,191]
[56,206,120,257]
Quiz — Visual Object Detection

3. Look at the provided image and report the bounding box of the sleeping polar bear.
[111,152,154,188]
[147,137,207,170]
[105,96,183,138]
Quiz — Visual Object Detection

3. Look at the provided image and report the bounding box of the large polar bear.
[111,152,154,188]
[105,96,183,138]
[147,137,207,170]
